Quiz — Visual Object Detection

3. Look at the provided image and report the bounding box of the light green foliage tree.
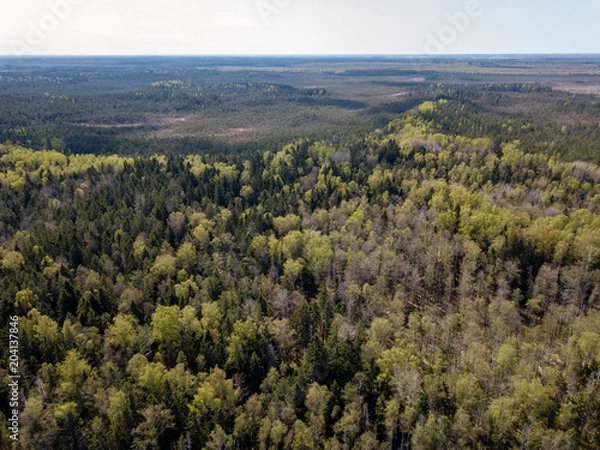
[274,214,301,236]
[189,367,240,441]
[176,241,197,270]
[1,250,24,270]
[132,404,175,450]
[106,313,140,362]
[412,414,450,450]
[56,350,93,399]
[305,382,331,443]
[151,253,178,278]
[151,304,202,365]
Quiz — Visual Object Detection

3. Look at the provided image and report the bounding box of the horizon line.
[1,53,600,58]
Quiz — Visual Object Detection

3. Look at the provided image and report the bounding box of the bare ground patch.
[553,84,600,96]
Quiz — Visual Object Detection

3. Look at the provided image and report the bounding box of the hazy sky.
[1,0,599,55]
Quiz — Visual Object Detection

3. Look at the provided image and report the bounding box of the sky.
[0,0,599,55]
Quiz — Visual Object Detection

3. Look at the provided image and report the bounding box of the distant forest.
[1,57,600,162]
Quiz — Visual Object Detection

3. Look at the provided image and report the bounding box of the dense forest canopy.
[0,57,600,449]
[1,96,599,448]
